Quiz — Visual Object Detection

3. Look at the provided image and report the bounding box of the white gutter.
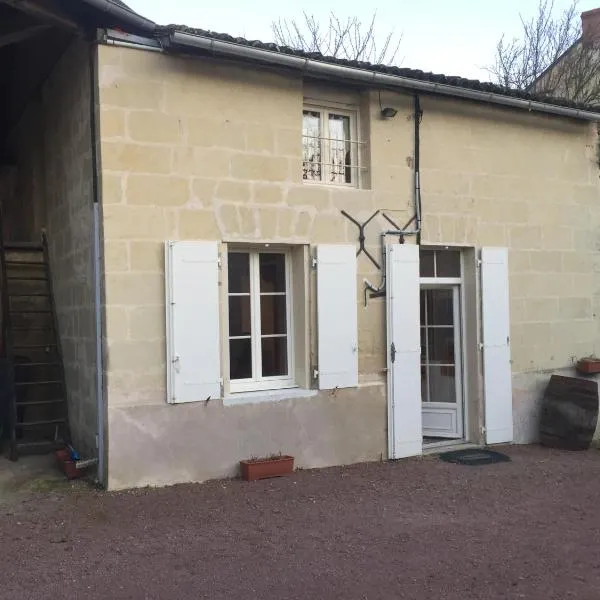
[168,30,600,122]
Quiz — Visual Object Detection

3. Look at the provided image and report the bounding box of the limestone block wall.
[9,40,98,456]
[98,43,599,489]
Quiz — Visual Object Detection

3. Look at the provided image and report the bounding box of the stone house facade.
[2,1,600,489]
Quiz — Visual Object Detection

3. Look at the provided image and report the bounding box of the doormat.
[439,448,511,466]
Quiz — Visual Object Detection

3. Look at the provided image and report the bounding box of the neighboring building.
[533,8,600,105]
[0,0,599,489]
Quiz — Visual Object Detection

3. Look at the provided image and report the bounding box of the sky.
[125,0,599,80]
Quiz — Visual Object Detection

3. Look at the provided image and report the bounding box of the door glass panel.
[228,253,250,293]
[436,251,461,277]
[420,250,435,277]
[428,289,453,325]
[261,337,288,377]
[421,366,429,403]
[230,338,252,380]
[427,328,455,364]
[428,365,456,403]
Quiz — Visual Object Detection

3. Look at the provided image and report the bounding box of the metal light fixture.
[380,107,398,119]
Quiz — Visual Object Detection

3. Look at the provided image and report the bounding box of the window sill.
[223,387,318,407]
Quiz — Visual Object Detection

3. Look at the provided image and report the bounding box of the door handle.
[172,354,181,372]
[390,342,396,364]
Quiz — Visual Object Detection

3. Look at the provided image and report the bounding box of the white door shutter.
[316,244,358,389]
[386,243,422,459]
[481,247,513,444]
[165,241,221,403]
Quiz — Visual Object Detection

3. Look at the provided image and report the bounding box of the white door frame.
[420,282,465,439]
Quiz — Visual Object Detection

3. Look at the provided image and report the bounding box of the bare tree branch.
[487,0,600,104]
[271,11,402,65]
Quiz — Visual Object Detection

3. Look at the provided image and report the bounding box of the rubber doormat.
[439,448,511,466]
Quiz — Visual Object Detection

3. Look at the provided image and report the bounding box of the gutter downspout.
[88,39,106,487]
[81,0,155,32]
[167,30,600,122]
[363,95,423,302]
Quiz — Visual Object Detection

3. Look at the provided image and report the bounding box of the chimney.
[581,8,600,45]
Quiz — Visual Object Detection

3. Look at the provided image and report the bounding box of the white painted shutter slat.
[481,247,513,444]
[165,241,221,404]
[386,243,422,459]
[316,244,358,389]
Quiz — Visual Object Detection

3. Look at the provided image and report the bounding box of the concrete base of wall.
[107,384,387,490]
[106,369,600,490]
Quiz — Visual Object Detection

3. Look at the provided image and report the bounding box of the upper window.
[302,105,360,187]
[227,250,293,393]
[420,249,461,279]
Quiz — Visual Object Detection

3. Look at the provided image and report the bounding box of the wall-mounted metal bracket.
[340,209,381,269]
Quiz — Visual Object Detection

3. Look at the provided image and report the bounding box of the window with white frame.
[302,105,361,186]
[227,250,293,392]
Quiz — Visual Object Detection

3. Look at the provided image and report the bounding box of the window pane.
[420,327,426,362]
[259,253,286,293]
[420,250,435,277]
[303,110,321,181]
[228,296,251,337]
[420,289,427,324]
[429,365,456,403]
[427,328,455,364]
[428,289,453,326]
[421,366,429,403]
[230,338,252,380]
[261,336,288,377]
[260,295,287,335]
[228,253,250,293]
[436,251,461,277]
[329,113,352,184]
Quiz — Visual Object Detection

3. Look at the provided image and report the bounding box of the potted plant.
[576,356,600,375]
[240,453,294,481]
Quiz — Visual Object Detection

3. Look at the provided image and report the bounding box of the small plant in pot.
[240,452,294,481]
[576,355,600,375]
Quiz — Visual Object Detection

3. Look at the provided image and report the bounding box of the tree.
[488,0,600,105]
[271,12,402,65]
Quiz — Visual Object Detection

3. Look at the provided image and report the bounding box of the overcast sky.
[126,0,599,80]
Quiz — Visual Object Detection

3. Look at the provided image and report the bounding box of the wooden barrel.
[540,375,599,450]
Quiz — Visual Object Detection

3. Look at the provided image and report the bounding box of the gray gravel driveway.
[1,445,600,599]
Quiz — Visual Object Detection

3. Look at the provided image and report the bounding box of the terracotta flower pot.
[55,448,85,480]
[576,359,600,375]
[240,455,294,481]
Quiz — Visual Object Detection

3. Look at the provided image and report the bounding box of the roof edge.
[164,29,600,121]
[82,0,155,32]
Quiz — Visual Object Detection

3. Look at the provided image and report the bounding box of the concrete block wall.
[98,44,599,488]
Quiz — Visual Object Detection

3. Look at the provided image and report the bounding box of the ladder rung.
[15,439,65,452]
[13,344,57,349]
[15,380,62,387]
[16,398,65,406]
[16,418,65,427]
[7,275,48,281]
[12,326,52,331]
[10,293,50,297]
[14,361,60,367]
[5,260,45,266]
[4,242,43,251]
[10,309,52,314]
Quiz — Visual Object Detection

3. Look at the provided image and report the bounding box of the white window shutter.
[386,243,422,459]
[481,247,513,444]
[165,241,221,404]
[316,244,358,389]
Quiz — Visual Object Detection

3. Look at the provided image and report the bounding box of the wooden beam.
[0,0,78,30]
[0,24,49,48]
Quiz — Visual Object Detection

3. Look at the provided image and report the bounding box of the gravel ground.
[1,445,600,600]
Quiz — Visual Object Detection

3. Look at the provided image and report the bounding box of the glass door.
[421,286,463,439]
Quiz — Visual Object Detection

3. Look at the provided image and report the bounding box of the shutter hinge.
[219,377,224,396]
[311,257,317,270]
[312,368,319,380]
[217,255,222,268]
[390,342,396,364]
